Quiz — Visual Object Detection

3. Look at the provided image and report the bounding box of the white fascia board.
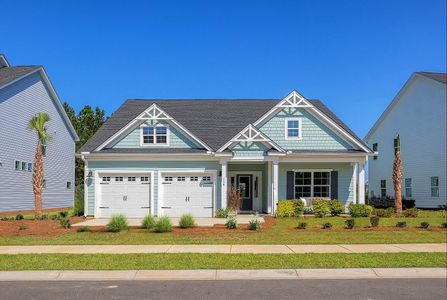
[81,153,217,161]
[0,55,10,67]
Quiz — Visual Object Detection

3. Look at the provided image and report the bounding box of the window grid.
[128,177,136,182]
[177,176,186,181]
[294,171,330,199]
[190,176,198,181]
[115,177,123,182]
[286,119,301,139]
[142,125,168,145]
[164,176,173,182]
[102,177,111,182]
[380,180,386,197]
[141,177,149,182]
[405,178,412,198]
[431,176,439,198]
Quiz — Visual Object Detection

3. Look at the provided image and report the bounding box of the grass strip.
[0,253,444,270]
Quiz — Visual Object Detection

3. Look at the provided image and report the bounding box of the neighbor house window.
[380,180,386,197]
[405,178,412,198]
[431,176,439,198]
[41,140,47,156]
[14,160,20,170]
[27,163,32,172]
[43,179,46,188]
[141,125,168,145]
[294,171,330,198]
[285,118,302,140]
[66,181,72,189]
[373,143,378,160]
[21,162,26,171]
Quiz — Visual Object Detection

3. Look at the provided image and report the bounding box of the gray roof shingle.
[416,72,447,84]
[81,99,370,153]
[0,66,41,88]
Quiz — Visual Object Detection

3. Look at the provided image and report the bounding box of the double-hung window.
[294,171,330,198]
[431,176,439,198]
[372,143,378,160]
[380,180,386,197]
[405,178,412,198]
[141,125,168,145]
[285,118,302,140]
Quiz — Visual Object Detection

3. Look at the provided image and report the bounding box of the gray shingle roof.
[0,66,41,88]
[81,99,370,153]
[416,72,447,85]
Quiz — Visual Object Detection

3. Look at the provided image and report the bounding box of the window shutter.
[330,171,338,200]
[286,171,295,199]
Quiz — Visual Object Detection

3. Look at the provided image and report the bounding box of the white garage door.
[99,173,151,218]
[161,173,214,217]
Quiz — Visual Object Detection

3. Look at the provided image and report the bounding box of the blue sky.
[1,0,445,137]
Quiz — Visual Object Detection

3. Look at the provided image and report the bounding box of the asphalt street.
[0,279,446,299]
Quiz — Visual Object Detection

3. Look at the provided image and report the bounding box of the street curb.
[0,268,445,281]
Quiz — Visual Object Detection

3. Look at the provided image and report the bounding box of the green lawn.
[1,215,446,245]
[0,253,444,270]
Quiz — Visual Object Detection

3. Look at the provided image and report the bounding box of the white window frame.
[284,118,302,140]
[293,169,332,199]
[380,180,386,197]
[140,123,170,146]
[405,178,412,198]
[66,181,72,189]
[431,176,439,198]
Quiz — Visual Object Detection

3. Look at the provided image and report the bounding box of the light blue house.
[0,54,79,212]
[80,91,372,217]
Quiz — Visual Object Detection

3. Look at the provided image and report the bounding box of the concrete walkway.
[0,268,445,281]
[72,215,265,227]
[0,243,445,254]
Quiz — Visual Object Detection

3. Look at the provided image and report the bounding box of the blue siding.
[0,72,75,211]
[231,142,269,157]
[260,108,353,150]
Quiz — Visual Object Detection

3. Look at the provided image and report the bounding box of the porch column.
[267,161,272,213]
[358,162,365,204]
[272,160,279,214]
[351,162,357,204]
[220,160,228,209]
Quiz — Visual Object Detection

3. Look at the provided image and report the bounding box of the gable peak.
[136,103,172,120]
[277,90,313,108]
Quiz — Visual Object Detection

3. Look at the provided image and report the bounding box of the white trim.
[272,160,279,214]
[284,118,302,140]
[0,54,10,68]
[95,103,211,151]
[94,169,154,218]
[220,160,228,210]
[267,161,272,213]
[229,171,263,212]
[139,123,170,147]
[351,163,358,204]
[358,162,365,204]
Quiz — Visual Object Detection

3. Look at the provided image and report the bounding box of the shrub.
[142,215,156,229]
[106,214,129,232]
[215,208,232,218]
[322,222,332,229]
[38,214,49,220]
[15,214,24,220]
[420,222,430,229]
[179,214,196,228]
[59,211,68,218]
[403,208,419,218]
[297,222,307,229]
[441,222,447,228]
[396,221,407,228]
[312,199,330,218]
[19,224,28,230]
[329,199,344,216]
[345,219,355,229]
[76,226,91,232]
[225,217,238,229]
[248,219,261,231]
[154,217,173,233]
[372,208,393,218]
[73,184,84,216]
[348,203,373,217]
[59,218,71,229]
[276,200,305,217]
[49,214,59,220]
[370,216,380,227]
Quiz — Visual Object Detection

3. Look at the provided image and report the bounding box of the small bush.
[59,211,68,218]
[15,214,24,220]
[441,222,447,228]
[38,214,49,220]
[403,208,419,218]
[312,199,330,218]
[396,221,407,228]
[345,219,355,229]
[142,215,156,229]
[59,218,71,229]
[73,184,84,216]
[19,224,28,230]
[348,203,373,217]
[322,222,332,229]
[370,216,380,227]
[276,200,305,217]
[106,214,129,232]
[215,208,233,218]
[154,217,173,233]
[297,222,307,229]
[372,208,393,217]
[248,219,261,231]
[329,199,344,216]
[50,214,61,220]
[76,226,91,232]
[179,214,196,228]
[226,217,238,229]
[420,222,430,229]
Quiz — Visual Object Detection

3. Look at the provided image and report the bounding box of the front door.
[237,175,252,211]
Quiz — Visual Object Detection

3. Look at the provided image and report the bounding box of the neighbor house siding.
[366,76,447,208]
[260,108,353,150]
[0,72,75,211]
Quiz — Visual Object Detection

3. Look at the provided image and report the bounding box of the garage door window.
[190,176,198,181]
[203,176,211,182]
[115,177,123,182]
[128,177,136,182]
[102,177,111,182]
[164,176,173,182]
[177,176,186,181]
[141,177,149,182]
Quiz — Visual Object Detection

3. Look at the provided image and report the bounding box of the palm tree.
[392,134,403,215]
[27,112,51,219]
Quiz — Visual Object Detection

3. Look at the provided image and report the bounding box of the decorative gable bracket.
[136,104,172,120]
[277,90,313,108]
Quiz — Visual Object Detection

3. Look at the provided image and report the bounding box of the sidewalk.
[0,243,445,254]
[0,268,445,281]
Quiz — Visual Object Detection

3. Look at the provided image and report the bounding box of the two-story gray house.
[0,54,79,212]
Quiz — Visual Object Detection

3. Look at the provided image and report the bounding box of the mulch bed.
[0,217,85,237]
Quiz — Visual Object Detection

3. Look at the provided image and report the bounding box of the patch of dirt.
[0,207,72,217]
[291,226,447,232]
[0,217,85,237]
